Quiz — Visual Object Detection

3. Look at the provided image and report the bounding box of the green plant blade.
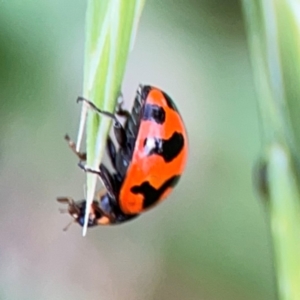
[76,0,145,236]
[242,0,300,299]
[268,144,300,299]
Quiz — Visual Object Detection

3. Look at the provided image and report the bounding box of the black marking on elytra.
[162,91,178,111]
[131,175,181,209]
[142,104,165,124]
[143,132,184,162]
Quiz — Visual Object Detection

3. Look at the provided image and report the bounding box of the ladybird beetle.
[58,84,188,228]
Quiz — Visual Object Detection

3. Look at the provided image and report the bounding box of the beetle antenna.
[83,184,87,200]
[63,220,75,232]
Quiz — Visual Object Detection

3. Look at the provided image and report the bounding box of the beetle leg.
[106,136,117,169]
[65,134,86,161]
[78,161,116,198]
[115,92,131,119]
[95,188,107,200]
[113,124,127,147]
[77,96,127,147]
[98,164,117,198]
[93,188,117,224]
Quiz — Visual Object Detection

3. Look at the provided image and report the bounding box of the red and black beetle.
[57,84,188,228]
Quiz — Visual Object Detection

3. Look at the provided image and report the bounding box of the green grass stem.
[76,0,145,236]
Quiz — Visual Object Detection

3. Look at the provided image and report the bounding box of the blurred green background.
[0,0,275,299]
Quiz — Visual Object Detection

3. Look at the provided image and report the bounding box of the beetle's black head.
[57,197,111,230]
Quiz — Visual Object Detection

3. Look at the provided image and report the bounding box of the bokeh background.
[0,0,276,299]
